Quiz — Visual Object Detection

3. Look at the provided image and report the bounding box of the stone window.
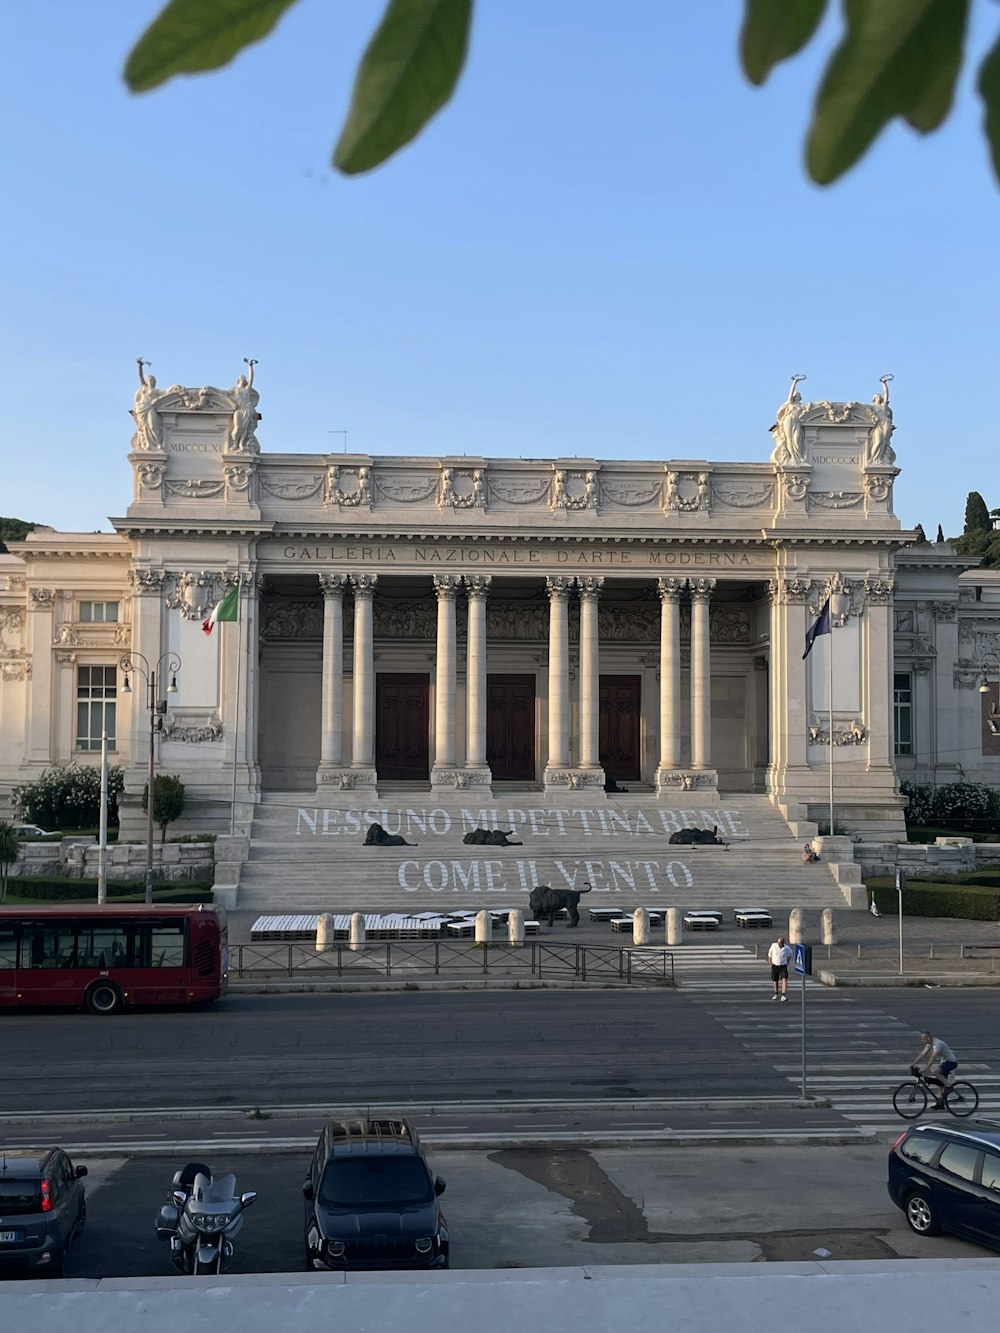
[893,671,913,756]
[76,665,116,751]
[78,600,119,623]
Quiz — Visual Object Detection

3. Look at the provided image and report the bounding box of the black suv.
[303,1118,448,1270]
[888,1121,1000,1248]
[0,1147,88,1277]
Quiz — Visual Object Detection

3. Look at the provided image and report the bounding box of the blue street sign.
[793,943,808,976]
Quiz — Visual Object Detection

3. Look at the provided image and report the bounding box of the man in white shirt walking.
[767,935,793,1001]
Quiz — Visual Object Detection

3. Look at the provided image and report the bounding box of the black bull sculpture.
[364,822,416,847]
[668,825,724,845]
[528,882,593,927]
[462,828,522,846]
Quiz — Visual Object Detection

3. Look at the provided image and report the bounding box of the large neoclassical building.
[1,369,998,837]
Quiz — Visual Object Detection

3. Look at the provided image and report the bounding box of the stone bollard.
[475,909,491,945]
[666,907,684,946]
[315,912,335,953]
[788,908,805,945]
[508,909,525,948]
[821,907,837,946]
[349,911,366,952]
[633,906,650,946]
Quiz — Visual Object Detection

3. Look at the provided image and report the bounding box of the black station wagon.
[888,1121,1000,1248]
[303,1117,448,1270]
[0,1147,88,1277]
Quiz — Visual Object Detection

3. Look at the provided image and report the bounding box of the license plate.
[0,1231,22,1243]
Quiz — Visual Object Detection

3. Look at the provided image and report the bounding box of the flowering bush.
[11,763,125,830]
[901,780,1000,830]
[931,782,1000,822]
[899,781,935,826]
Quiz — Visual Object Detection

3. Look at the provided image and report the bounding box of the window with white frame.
[893,671,913,756]
[78,600,119,623]
[76,666,116,751]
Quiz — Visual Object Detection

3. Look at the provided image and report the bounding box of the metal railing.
[230,941,674,986]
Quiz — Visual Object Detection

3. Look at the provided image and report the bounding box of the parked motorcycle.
[155,1161,257,1275]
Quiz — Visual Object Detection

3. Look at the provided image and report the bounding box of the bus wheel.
[85,981,122,1015]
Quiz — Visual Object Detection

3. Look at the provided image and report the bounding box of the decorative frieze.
[808,718,868,745]
[160,712,224,743]
[164,478,226,500]
[28,587,55,608]
[553,470,597,511]
[129,570,166,595]
[440,468,485,509]
[328,466,372,507]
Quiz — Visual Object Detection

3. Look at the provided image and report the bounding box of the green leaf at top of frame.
[740,0,828,86]
[125,0,301,92]
[334,0,472,175]
[978,36,1000,189]
[806,0,970,185]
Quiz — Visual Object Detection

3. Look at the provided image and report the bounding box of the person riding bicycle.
[911,1030,958,1107]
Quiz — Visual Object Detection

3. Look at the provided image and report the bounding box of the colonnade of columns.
[314,571,718,793]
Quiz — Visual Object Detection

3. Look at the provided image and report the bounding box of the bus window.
[25,926,78,969]
[0,926,16,969]
[76,923,130,969]
[149,924,185,968]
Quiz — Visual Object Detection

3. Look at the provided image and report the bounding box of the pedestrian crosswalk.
[668,943,820,994]
[691,984,1000,1134]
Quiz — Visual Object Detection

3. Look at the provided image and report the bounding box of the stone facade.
[0,372,998,838]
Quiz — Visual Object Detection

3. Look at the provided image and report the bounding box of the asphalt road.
[2,987,998,1117]
[25,1144,995,1281]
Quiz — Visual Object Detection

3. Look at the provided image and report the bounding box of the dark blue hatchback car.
[888,1121,1000,1248]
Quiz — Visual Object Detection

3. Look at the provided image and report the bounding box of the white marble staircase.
[228,792,863,917]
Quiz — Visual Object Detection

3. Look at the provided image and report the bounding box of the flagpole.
[230,587,243,838]
[828,618,834,836]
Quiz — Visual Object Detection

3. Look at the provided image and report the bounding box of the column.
[318,573,347,770]
[862,578,897,779]
[544,576,572,782]
[577,576,604,771]
[767,575,810,802]
[656,578,683,785]
[465,575,491,772]
[350,574,377,773]
[690,577,715,769]
[432,574,459,778]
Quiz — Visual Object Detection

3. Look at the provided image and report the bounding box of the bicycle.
[891,1066,980,1120]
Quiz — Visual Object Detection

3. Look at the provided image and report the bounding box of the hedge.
[4,876,213,902]
[866,878,1000,921]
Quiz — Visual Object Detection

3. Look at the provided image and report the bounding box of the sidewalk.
[223,906,1000,988]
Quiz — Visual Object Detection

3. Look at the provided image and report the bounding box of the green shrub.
[11,763,125,829]
[5,875,213,902]
[866,877,1000,921]
[899,781,1000,837]
[142,773,185,844]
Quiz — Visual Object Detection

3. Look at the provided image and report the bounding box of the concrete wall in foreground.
[2,1260,1000,1332]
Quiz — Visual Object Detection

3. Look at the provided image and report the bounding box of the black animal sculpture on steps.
[364,822,415,847]
[528,882,593,927]
[462,828,522,846]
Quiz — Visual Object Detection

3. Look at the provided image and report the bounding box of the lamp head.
[167,673,178,694]
[122,674,131,694]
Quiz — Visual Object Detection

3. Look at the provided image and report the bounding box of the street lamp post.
[980,657,1000,736]
[120,651,180,906]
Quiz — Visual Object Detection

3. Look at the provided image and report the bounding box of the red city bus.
[0,905,228,1014]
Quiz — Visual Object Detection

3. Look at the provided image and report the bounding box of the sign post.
[896,867,906,975]
[793,942,811,1099]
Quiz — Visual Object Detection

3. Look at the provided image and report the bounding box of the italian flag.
[202,584,240,635]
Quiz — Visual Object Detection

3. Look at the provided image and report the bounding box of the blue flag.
[803,596,832,660]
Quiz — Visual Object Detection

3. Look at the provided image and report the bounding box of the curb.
[816,969,1000,987]
[0,1130,874,1157]
[0,1096,832,1126]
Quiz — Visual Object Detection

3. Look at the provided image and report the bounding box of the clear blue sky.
[3,1,998,536]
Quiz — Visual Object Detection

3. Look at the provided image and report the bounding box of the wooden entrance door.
[600,675,641,782]
[487,675,536,781]
[376,674,430,780]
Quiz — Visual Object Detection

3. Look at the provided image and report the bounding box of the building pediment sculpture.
[865,375,895,466]
[769,374,810,465]
[130,357,261,454]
